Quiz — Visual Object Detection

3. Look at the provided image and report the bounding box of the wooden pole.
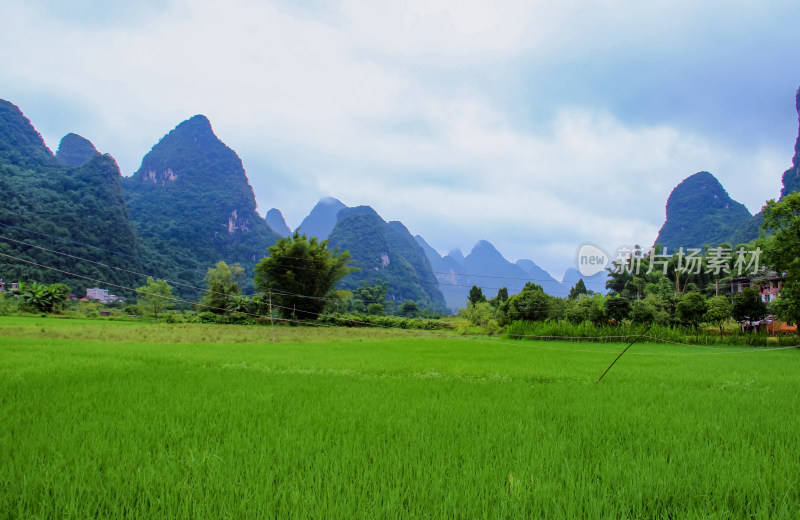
[596,325,651,384]
[269,290,275,344]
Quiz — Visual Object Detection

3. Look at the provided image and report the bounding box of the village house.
[728,273,783,303]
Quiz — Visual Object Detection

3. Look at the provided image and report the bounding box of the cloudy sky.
[2,0,799,279]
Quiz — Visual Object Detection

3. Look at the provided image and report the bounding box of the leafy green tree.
[253,233,355,320]
[367,303,386,316]
[498,282,560,324]
[13,281,58,313]
[201,261,245,314]
[459,301,498,329]
[398,300,420,317]
[568,279,588,299]
[468,285,486,305]
[352,281,388,308]
[675,292,708,328]
[731,287,766,323]
[705,295,732,336]
[489,287,509,308]
[135,277,173,318]
[763,193,800,327]
[49,283,70,308]
[604,297,631,323]
[629,295,671,325]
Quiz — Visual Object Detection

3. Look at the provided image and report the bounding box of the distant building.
[0,279,18,292]
[728,274,783,303]
[86,287,110,303]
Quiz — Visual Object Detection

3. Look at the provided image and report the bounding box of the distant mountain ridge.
[265,208,292,237]
[295,197,347,240]
[327,206,446,311]
[416,236,566,311]
[56,133,100,166]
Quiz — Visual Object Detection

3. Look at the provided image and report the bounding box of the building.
[86,287,110,303]
[728,274,783,303]
[0,279,18,292]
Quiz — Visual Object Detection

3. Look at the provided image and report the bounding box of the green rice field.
[2,316,800,518]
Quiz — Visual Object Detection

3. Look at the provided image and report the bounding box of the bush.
[196,311,219,323]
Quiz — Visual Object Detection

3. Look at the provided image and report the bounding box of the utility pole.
[269,290,275,344]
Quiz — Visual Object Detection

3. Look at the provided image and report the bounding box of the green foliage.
[675,292,708,328]
[0,291,18,315]
[468,285,486,305]
[604,297,631,322]
[397,300,420,317]
[568,279,588,299]
[253,233,354,321]
[135,277,174,318]
[705,295,732,335]
[489,287,508,308]
[731,288,766,323]
[459,301,499,330]
[498,282,562,325]
[318,313,455,331]
[629,295,671,325]
[367,303,386,316]
[564,294,605,325]
[351,281,389,312]
[201,261,244,314]
[0,126,142,296]
[12,281,68,313]
[763,193,800,326]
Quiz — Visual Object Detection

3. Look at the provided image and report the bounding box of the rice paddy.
[2,316,799,518]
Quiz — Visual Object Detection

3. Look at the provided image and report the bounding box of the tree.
[763,193,800,326]
[201,261,245,314]
[468,285,486,305]
[398,300,420,317]
[488,287,509,308]
[731,287,766,323]
[13,281,59,313]
[705,295,732,336]
[605,297,631,323]
[568,279,588,299]
[352,281,388,309]
[498,282,560,324]
[253,233,355,320]
[675,292,707,328]
[135,277,173,318]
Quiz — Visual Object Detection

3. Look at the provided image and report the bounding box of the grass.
[1,316,800,518]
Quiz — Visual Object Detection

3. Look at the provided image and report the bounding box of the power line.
[0,219,605,292]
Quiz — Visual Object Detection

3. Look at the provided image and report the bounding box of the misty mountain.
[561,267,609,297]
[515,259,566,297]
[295,197,347,240]
[416,236,564,311]
[265,208,292,238]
